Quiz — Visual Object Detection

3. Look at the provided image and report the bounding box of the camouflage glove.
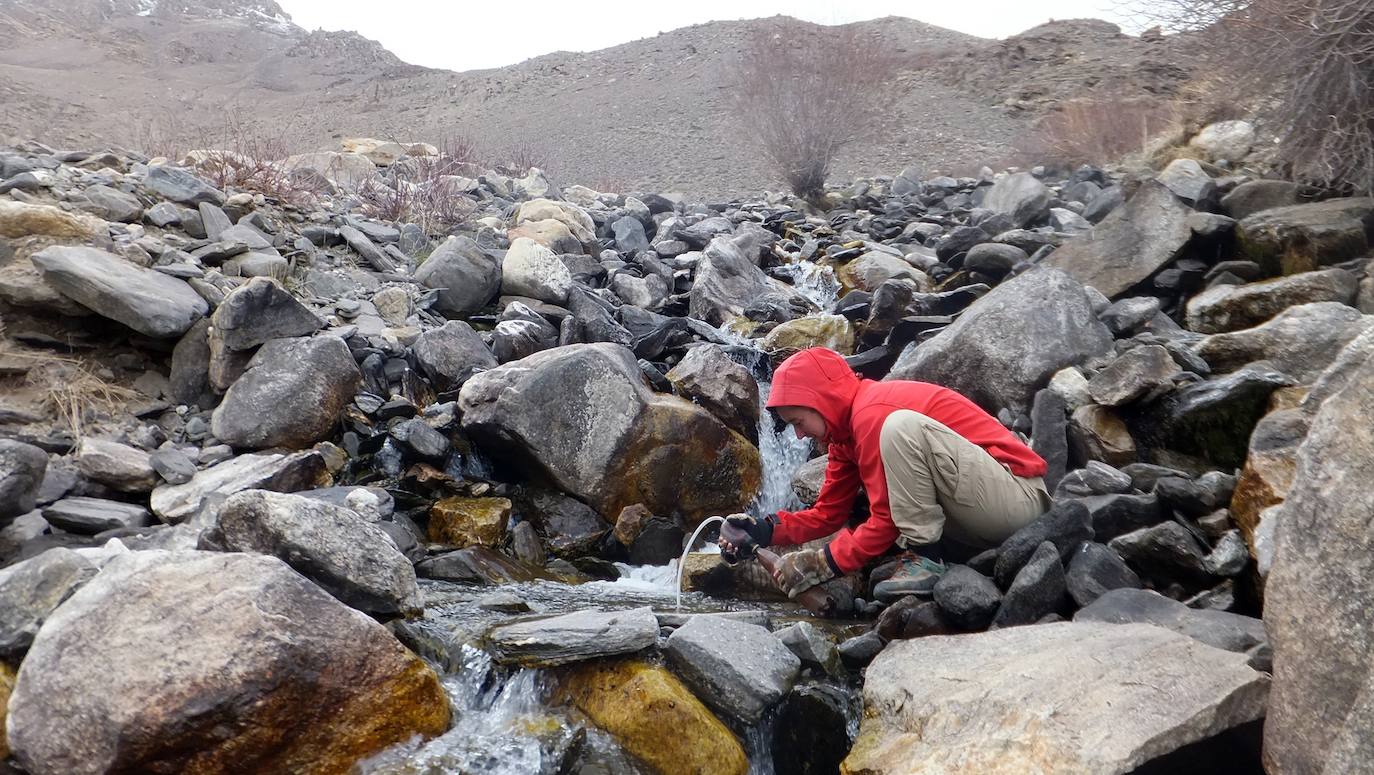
[718,513,776,563]
[773,546,838,598]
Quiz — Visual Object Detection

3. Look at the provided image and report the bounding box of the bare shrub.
[356,159,477,234]
[490,138,557,177]
[1019,98,1178,167]
[730,19,903,200]
[1119,0,1374,194]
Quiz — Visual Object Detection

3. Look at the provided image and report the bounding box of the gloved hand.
[717,513,775,563]
[773,547,837,598]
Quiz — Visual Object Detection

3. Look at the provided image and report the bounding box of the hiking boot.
[872,554,947,603]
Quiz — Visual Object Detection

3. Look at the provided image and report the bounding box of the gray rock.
[491,305,558,363]
[31,246,207,338]
[0,547,96,658]
[846,622,1269,774]
[791,455,827,506]
[933,564,1002,630]
[1029,389,1068,492]
[0,439,47,522]
[982,172,1051,228]
[149,447,196,485]
[1099,296,1162,336]
[1077,588,1264,653]
[412,320,498,393]
[74,438,157,493]
[775,621,843,676]
[1068,404,1138,467]
[80,184,143,223]
[612,215,650,254]
[1157,159,1216,207]
[217,489,420,617]
[42,497,152,534]
[1043,180,1194,299]
[992,541,1066,627]
[459,343,760,523]
[502,237,572,304]
[1080,492,1167,542]
[689,231,811,326]
[391,418,448,461]
[294,486,394,520]
[149,450,328,524]
[1131,363,1294,468]
[837,631,884,668]
[1064,541,1142,607]
[210,277,322,351]
[211,337,362,449]
[1087,345,1181,407]
[1185,267,1359,334]
[198,202,234,240]
[487,606,659,667]
[963,243,1027,278]
[1055,460,1133,499]
[664,615,800,724]
[145,164,224,205]
[413,236,501,317]
[1220,179,1300,220]
[4,550,447,775]
[1195,302,1372,383]
[340,225,396,273]
[1108,521,1211,582]
[511,485,609,558]
[665,344,759,441]
[994,499,1092,588]
[1236,197,1374,275]
[1264,337,1374,771]
[889,268,1113,416]
[169,319,212,405]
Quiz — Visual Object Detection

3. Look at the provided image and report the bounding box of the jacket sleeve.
[823,411,902,574]
[771,443,860,546]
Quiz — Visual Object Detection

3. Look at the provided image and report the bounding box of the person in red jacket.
[720,347,1051,602]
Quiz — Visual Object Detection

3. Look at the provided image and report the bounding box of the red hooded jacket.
[766,348,1046,574]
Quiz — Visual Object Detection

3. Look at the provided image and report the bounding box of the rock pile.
[0,123,1369,772]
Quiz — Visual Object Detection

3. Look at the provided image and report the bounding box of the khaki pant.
[879,410,1051,547]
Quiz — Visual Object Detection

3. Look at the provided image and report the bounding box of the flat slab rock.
[664,614,800,724]
[845,621,1268,775]
[487,606,658,667]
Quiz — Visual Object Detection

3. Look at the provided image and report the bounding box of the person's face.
[776,406,828,444]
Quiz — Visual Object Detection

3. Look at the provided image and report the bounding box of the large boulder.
[210,277,322,351]
[149,449,330,523]
[1184,267,1359,334]
[888,268,1113,415]
[217,490,421,617]
[1042,180,1194,298]
[502,237,573,304]
[5,551,449,775]
[982,171,1052,228]
[0,547,96,659]
[1131,363,1294,468]
[74,438,157,493]
[459,343,761,523]
[760,315,856,357]
[665,344,760,442]
[412,320,498,392]
[1194,302,1373,383]
[664,615,800,724]
[844,622,1268,774]
[835,251,930,294]
[31,246,207,338]
[561,660,748,775]
[512,198,596,244]
[1237,197,1374,275]
[0,440,47,522]
[211,336,362,449]
[413,236,502,318]
[689,232,810,326]
[281,151,377,189]
[1264,335,1374,772]
[144,164,225,204]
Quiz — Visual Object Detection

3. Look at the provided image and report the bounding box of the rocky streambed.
[0,126,1372,773]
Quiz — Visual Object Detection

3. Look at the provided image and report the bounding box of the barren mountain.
[0,0,1199,197]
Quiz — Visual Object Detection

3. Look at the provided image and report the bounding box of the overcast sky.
[277,1,1139,72]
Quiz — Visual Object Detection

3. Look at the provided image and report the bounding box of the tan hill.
[0,0,1198,197]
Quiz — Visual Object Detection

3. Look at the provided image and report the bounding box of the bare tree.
[1120,0,1374,194]
[731,19,902,201]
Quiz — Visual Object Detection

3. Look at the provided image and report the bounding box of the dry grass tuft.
[8,349,140,437]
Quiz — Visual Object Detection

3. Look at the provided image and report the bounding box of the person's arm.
[822,412,901,574]
[771,444,861,546]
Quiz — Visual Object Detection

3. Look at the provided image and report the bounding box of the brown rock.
[0,661,13,761]
[613,503,655,546]
[561,659,748,775]
[1230,408,1307,561]
[428,496,511,548]
[0,200,103,239]
[1069,405,1137,467]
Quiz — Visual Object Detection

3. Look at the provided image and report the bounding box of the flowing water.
[365,258,852,773]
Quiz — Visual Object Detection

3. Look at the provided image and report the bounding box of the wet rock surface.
[664,614,801,724]
[488,606,659,667]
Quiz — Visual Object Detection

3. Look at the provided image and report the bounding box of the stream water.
[362,260,849,774]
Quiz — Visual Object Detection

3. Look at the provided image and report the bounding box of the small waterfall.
[750,381,811,518]
[792,259,840,311]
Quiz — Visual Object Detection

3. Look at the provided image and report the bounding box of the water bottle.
[752,545,838,618]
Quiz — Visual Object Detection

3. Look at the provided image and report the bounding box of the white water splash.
[751,381,811,518]
[793,259,840,311]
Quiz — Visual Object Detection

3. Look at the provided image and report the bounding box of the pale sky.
[278,1,1139,73]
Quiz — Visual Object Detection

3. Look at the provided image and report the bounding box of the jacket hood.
[766,348,861,442]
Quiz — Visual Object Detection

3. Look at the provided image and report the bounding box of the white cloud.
[277,0,1138,72]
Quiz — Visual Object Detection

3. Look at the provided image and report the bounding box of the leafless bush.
[356,160,477,234]
[1019,98,1178,167]
[1119,0,1374,194]
[731,19,903,200]
[488,138,557,177]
